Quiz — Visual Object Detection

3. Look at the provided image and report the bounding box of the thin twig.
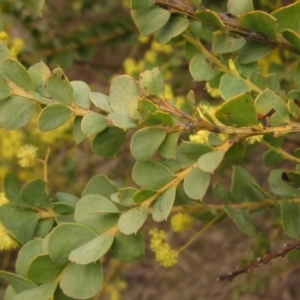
[217,241,300,282]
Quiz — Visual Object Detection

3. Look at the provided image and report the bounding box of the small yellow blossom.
[246,135,264,144]
[258,49,282,76]
[0,192,9,206]
[205,82,220,98]
[228,58,237,72]
[16,144,38,167]
[151,41,163,52]
[106,279,127,300]
[123,57,137,75]
[165,83,174,99]
[190,130,210,144]
[155,243,179,267]
[0,222,19,250]
[151,41,173,54]
[138,35,149,44]
[136,60,145,73]
[161,44,173,54]
[10,37,24,57]
[171,213,193,232]
[144,50,157,63]
[149,228,167,251]
[0,31,8,44]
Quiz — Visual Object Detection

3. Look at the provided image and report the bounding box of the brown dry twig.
[217,241,300,282]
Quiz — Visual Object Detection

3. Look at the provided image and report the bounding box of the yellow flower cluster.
[155,243,179,267]
[0,31,24,57]
[170,213,193,233]
[205,82,220,98]
[149,228,179,267]
[123,36,173,77]
[189,130,210,144]
[16,144,38,167]
[106,279,127,300]
[0,192,19,250]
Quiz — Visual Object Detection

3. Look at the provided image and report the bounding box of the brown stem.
[217,241,300,282]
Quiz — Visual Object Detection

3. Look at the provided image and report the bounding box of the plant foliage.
[2,0,300,298]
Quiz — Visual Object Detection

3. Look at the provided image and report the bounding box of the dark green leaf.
[92,127,127,158]
[158,131,180,159]
[0,203,39,244]
[219,74,251,100]
[38,103,73,132]
[240,11,277,40]
[0,96,36,130]
[195,9,225,30]
[60,262,102,299]
[254,88,289,126]
[212,33,245,53]
[152,186,176,221]
[0,75,11,100]
[48,223,97,265]
[16,239,43,276]
[90,92,113,113]
[111,231,145,262]
[28,61,51,97]
[75,195,119,235]
[2,58,34,90]
[238,41,271,64]
[227,0,253,16]
[69,234,114,264]
[215,93,257,126]
[197,151,225,173]
[21,179,51,209]
[110,75,139,116]
[280,201,300,239]
[72,116,87,144]
[132,160,174,189]
[0,41,10,62]
[269,169,300,197]
[82,175,118,198]
[231,166,265,202]
[26,255,65,284]
[272,2,300,33]
[46,67,73,105]
[0,271,37,293]
[183,168,210,200]
[118,207,148,234]
[224,205,257,237]
[130,0,155,10]
[264,150,283,166]
[130,128,167,161]
[81,113,109,136]
[133,189,157,203]
[71,81,91,109]
[139,67,164,96]
[189,53,219,81]
[157,14,189,44]
[131,6,170,35]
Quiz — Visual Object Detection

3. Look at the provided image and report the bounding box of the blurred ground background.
[1,0,300,299]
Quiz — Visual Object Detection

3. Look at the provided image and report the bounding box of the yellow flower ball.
[0,222,19,250]
[171,213,193,232]
[155,243,179,267]
[16,144,38,167]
